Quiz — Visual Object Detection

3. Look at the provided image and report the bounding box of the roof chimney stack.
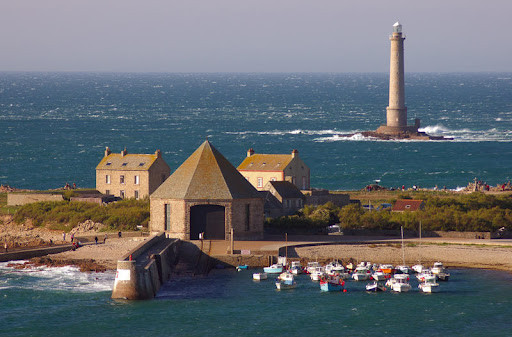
[121,148,128,157]
[155,149,162,158]
[291,149,298,158]
[104,147,111,157]
[247,148,255,157]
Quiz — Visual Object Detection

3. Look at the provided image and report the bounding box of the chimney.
[291,149,298,158]
[155,149,162,158]
[247,148,255,157]
[121,148,128,157]
[104,147,111,157]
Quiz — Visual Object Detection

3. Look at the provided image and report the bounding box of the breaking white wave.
[226,129,341,136]
[0,261,115,293]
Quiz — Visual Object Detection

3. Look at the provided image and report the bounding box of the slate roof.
[96,153,158,171]
[268,181,304,199]
[392,199,425,212]
[237,154,293,171]
[151,141,261,200]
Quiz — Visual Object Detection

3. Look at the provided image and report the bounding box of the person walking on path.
[62,232,66,242]
[103,234,107,244]
[94,236,98,245]
[4,242,7,253]
[70,233,74,243]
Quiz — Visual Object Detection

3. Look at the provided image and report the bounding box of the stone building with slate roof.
[96,147,170,199]
[261,181,305,218]
[150,141,264,240]
[237,148,310,191]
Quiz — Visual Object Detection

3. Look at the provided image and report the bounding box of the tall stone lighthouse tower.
[377,22,419,135]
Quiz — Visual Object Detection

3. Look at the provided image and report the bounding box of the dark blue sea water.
[1,72,511,190]
[1,263,512,337]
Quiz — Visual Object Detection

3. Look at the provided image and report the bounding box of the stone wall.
[7,193,64,206]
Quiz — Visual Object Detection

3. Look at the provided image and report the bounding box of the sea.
[1,72,512,191]
[1,72,512,336]
[1,262,512,337]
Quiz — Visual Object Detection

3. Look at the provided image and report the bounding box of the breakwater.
[0,244,75,263]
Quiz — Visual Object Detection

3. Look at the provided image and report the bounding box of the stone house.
[150,141,264,241]
[261,181,305,218]
[96,147,170,199]
[392,199,425,212]
[237,148,310,191]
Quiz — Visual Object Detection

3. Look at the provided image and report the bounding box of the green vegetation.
[0,192,20,216]
[266,192,512,233]
[13,198,150,232]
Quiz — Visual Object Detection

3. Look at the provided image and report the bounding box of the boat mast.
[401,226,405,265]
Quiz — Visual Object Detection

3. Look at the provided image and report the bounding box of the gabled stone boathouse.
[150,141,264,240]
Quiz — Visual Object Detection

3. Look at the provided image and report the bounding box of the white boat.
[412,264,425,273]
[290,261,303,275]
[431,262,450,281]
[416,269,437,283]
[278,271,294,281]
[418,280,440,293]
[371,270,388,281]
[263,264,283,274]
[306,261,321,274]
[310,266,325,281]
[275,272,296,290]
[252,272,267,281]
[366,281,386,292]
[389,274,412,292]
[352,266,371,281]
[396,265,413,274]
[325,260,344,273]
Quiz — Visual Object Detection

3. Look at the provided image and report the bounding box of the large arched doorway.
[190,205,226,240]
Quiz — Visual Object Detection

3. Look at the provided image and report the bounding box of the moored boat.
[290,261,303,275]
[310,266,326,281]
[352,266,371,281]
[275,272,296,290]
[366,281,386,292]
[253,272,267,281]
[418,280,440,293]
[431,262,450,281]
[371,270,388,281]
[319,275,345,292]
[236,264,248,272]
[263,264,283,274]
[389,274,412,292]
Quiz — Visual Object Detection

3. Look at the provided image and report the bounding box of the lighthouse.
[377,22,419,135]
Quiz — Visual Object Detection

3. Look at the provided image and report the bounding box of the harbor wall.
[0,245,75,263]
[111,233,181,300]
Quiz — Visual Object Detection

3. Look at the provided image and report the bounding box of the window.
[271,177,276,181]
[257,177,263,188]
[134,190,139,199]
[164,204,171,231]
[122,162,128,167]
[105,190,110,195]
[120,190,125,198]
[106,162,112,166]
[120,175,125,184]
[134,175,140,185]
[302,176,306,189]
[106,175,111,184]
[245,204,250,231]
[139,162,145,167]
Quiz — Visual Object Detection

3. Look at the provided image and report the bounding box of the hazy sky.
[2,0,511,73]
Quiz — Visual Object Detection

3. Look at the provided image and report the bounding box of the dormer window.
[405,205,411,209]
[139,162,145,166]
[122,162,128,166]
[106,162,112,166]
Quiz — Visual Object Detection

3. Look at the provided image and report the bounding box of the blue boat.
[263,264,283,274]
[236,264,248,271]
[319,276,345,292]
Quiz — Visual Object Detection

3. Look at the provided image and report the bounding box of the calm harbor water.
[1,263,512,336]
[1,72,512,190]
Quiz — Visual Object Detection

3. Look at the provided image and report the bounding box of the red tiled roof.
[392,199,424,212]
